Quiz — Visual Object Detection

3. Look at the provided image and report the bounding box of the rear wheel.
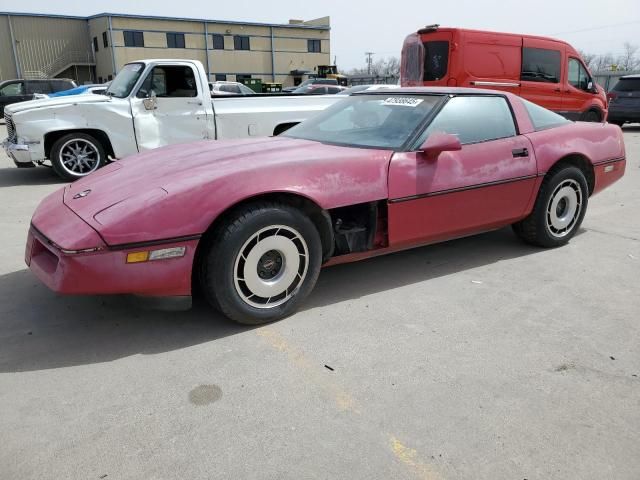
[50,133,106,181]
[512,166,588,248]
[200,203,323,324]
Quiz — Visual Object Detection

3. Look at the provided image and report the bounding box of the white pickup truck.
[3,59,341,180]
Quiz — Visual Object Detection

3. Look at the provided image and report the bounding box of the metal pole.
[7,15,21,78]
[204,21,210,81]
[270,26,275,82]
[108,15,117,77]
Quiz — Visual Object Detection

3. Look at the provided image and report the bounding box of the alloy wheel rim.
[233,225,308,309]
[546,179,583,238]
[59,139,100,176]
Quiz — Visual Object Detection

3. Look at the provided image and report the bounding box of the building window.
[98,77,103,84]
[236,74,252,82]
[124,31,145,48]
[93,36,99,52]
[233,35,250,51]
[167,32,186,49]
[103,31,109,48]
[212,34,224,50]
[308,39,321,53]
[215,74,226,81]
[107,75,113,81]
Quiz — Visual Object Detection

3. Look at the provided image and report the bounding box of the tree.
[578,50,597,68]
[593,53,615,72]
[617,42,639,71]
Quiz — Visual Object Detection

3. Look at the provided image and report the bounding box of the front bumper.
[2,140,36,167]
[26,225,198,298]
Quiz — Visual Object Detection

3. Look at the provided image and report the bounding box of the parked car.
[282,78,338,93]
[401,25,608,121]
[0,78,76,116]
[209,81,256,96]
[3,59,342,180]
[607,75,640,127]
[293,84,346,95]
[48,84,108,98]
[26,88,626,324]
[338,84,400,95]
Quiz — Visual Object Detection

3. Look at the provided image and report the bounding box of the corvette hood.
[63,137,392,245]
[6,94,112,115]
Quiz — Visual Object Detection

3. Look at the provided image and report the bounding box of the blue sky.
[5,0,640,69]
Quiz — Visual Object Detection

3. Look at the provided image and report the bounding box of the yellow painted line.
[257,327,361,414]
[390,436,442,480]
[256,328,443,479]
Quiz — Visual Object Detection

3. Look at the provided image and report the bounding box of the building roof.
[0,11,330,30]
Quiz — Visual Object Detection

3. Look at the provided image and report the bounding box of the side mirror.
[143,90,157,110]
[419,132,462,158]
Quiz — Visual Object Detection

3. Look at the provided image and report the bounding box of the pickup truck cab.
[401,26,608,122]
[3,59,340,180]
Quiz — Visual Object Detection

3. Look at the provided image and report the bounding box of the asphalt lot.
[0,122,639,480]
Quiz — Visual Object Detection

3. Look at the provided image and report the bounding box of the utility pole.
[365,52,374,75]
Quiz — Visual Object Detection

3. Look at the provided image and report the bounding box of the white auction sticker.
[382,97,424,107]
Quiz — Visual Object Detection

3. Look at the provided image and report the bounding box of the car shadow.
[0,227,556,373]
[621,125,640,132]
[0,166,67,187]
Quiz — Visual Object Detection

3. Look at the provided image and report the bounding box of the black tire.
[582,110,601,122]
[200,202,323,325]
[50,132,106,181]
[512,166,589,248]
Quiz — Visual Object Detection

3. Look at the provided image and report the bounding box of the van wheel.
[581,110,600,122]
[51,133,106,181]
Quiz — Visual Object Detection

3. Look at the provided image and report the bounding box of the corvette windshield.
[282,94,444,150]
[106,63,144,98]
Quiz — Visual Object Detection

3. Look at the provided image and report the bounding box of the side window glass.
[26,81,52,94]
[424,96,517,145]
[1,82,25,96]
[568,59,591,91]
[521,48,561,83]
[137,66,197,98]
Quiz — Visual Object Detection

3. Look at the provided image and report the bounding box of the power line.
[552,19,640,35]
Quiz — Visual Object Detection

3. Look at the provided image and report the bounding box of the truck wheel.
[581,110,600,122]
[50,133,106,181]
[512,166,588,248]
[200,202,322,325]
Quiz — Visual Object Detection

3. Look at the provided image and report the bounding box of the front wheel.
[50,133,106,181]
[200,203,323,324]
[581,110,601,122]
[512,166,589,248]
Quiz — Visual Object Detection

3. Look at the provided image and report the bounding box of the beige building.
[0,12,331,87]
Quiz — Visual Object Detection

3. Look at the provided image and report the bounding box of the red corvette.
[26,88,626,324]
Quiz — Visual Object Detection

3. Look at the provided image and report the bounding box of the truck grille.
[4,112,16,144]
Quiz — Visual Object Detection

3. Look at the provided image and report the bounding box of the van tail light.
[607,91,618,104]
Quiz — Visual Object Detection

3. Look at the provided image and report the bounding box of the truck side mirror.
[419,132,462,158]
[143,90,157,110]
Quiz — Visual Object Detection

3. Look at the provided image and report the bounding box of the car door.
[519,39,564,113]
[387,95,537,247]
[130,64,209,151]
[564,57,595,119]
[26,80,53,96]
[0,81,29,112]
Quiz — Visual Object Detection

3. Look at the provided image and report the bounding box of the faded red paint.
[28,88,626,301]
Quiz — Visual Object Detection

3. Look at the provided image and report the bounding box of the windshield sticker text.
[382,97,424,107]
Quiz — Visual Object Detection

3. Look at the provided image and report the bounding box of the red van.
[401,25,608,122]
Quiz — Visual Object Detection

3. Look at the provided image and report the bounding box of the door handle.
[512,148,529,158]
[187,100,203,105]
[554,88,561,92]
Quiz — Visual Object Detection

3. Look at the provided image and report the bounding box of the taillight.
[607,91,618,104]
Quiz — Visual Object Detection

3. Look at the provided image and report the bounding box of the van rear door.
[420,31,453,86]
[520,38,564,112]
